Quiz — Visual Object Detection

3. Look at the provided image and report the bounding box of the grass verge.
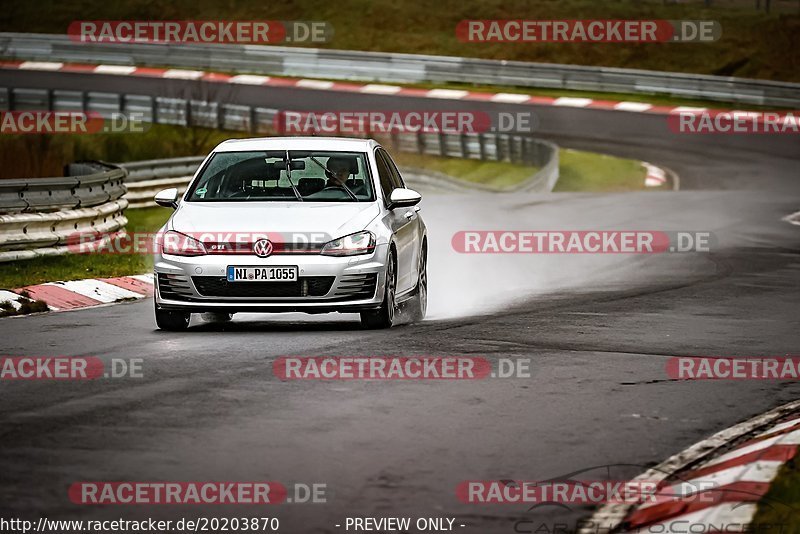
[751,455,800,533]
[555,148,654,192]
[1,0,797,81]
[393,152,539,189]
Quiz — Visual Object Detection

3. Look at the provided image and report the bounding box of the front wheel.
[155,300,190,331]
[360,253,396,329]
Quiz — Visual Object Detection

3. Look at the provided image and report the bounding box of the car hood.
[170,201,381,241]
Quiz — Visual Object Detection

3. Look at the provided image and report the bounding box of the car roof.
[214,137,381,153]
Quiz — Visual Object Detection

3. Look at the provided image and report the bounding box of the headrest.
[326,155,359,175]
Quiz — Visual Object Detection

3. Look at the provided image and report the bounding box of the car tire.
[407,244,427,323]
[360,252,396,329]
[155,300,190,331]
[201,312,233,323]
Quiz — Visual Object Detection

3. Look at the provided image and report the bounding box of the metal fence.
[0,162,128,262]
[1,33,798,107]
[2,86,559,207]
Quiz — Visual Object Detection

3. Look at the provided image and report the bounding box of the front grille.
[192,276,335,298]
[158,273,193,300]
[333,273,378,300]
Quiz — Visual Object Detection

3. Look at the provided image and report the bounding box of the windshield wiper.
[308,155,358,201]
[284,150,304,201]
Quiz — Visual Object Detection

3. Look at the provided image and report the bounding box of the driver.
[325,156,354,188]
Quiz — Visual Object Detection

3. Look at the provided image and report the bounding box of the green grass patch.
[554,148,654,192]
[393,152,538,189]
[0,207,171,289]
[751,455,800,533]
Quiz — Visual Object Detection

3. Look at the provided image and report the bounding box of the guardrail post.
[151,96,158,124]
[185,99,192,127]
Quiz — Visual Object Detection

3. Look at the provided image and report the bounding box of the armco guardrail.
[0,162,128,262]
[1,33,798,107]
[0,85,559,208]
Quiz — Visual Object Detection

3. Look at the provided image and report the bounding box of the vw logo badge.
[253,239,273,258]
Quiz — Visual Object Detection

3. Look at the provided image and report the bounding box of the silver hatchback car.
[152,137,427,330]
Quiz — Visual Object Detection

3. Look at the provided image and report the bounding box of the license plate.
[227,266,298,282]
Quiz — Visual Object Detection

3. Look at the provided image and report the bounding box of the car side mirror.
[388,188,422,209]
[154,188,179,209]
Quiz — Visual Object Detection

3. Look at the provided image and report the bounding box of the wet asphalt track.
[0,69,799,532]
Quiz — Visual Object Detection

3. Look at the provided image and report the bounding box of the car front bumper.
[154,244,387,314]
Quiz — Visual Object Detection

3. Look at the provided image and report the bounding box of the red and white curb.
[0,274,153,313]
[643,162,669,188]
[581,400,800,534]
[621,416,799,531]
[2,60,722,118]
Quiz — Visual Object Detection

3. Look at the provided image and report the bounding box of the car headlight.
[159,230,207,256]
[321,231,376,256]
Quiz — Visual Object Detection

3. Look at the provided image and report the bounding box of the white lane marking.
[647,503,757,534]
[49,280,144,303]
[94,65,137,75]
[296,79,335,89]
[426,88,470,99]
[491,93,531,103]
[704,429,800,468]
[0,290,23,310]
[229,74,271,85]
[756,417,800,437]
[614,101,653,112]
[554,97,594,107]
[19,61,64,71]
[162,69,205,80]
[131,274,155,284]
[361,84,402,94]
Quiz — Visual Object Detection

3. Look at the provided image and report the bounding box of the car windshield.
[186,150,375,202]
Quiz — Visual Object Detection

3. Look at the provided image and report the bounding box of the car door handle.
[404,211,415,220]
